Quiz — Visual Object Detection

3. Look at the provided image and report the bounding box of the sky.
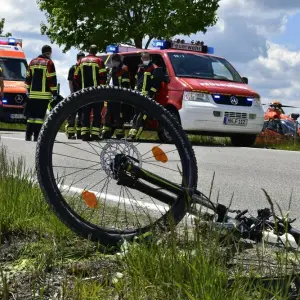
[2,0,300,114]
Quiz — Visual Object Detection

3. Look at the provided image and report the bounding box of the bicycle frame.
[112,154,300,247]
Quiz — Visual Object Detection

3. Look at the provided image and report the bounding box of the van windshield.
[0,58,28,81]
[168,52,244,83]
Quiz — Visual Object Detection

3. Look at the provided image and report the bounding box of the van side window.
[150,54,167,75]
[122,54,142,89]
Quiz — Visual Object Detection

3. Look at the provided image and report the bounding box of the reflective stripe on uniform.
[115,128,124,134]
[101,126,111,132]
[29,91,52,99]
[128,128,137,136]
[91,127,100,135]
[136,127,143,139]
[105,55,111,64]
[46,72,56,77]
[78,62,101,88]
[66,126,76,134]
[81,127,89,134]
[142,72,151,94]
[27,118,44,124]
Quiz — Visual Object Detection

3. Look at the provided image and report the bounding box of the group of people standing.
[24,44,162,141]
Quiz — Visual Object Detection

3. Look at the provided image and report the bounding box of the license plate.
[224,117,248,126]
[10,114,26,119]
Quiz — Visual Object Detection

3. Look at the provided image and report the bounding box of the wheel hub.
[99,139,142,178]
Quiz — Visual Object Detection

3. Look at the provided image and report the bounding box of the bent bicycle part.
[111,153,300,247]
[35,86,300,248]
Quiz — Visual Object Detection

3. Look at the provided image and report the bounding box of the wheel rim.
[36,87,197,240]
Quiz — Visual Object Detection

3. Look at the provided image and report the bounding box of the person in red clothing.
[127,52,162,140]
[24,45,58,141]
[100,53,130,139]
[65,51,85,139]
[74,45,107,141]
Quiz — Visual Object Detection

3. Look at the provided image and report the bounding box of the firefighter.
[24,45,58,141]
[65,51,85,139]
[0,66,4,100]
[127,52,161,140]
[100,53,130,139]
[74,44,107,141]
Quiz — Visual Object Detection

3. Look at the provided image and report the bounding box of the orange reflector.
[152,146,168,163]
[81,190,98,208]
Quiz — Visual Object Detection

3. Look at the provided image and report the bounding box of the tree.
[37,0,220,52]
[0,18,12,37]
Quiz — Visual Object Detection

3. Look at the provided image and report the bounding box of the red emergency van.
[100,40,265,146]
[0,37,28,123]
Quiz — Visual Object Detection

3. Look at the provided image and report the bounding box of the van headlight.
[253,97,261,106]
[183,91,212,102]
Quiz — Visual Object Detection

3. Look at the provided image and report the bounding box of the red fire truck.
[100,39,264,146]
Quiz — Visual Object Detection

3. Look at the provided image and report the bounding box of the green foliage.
[0,18,11,37]
[37,0,220,52]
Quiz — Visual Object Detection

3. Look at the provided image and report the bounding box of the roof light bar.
[0,37,23,47]
[106,44,119,53]
[105,39,214,54]
[151,39,214,54]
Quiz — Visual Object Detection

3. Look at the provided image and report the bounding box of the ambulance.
[0,37,28,123]
[100,39,265,146]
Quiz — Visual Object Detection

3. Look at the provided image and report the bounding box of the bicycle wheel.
[35,86,198,247]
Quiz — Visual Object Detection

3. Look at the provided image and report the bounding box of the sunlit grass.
[0,142,299,298]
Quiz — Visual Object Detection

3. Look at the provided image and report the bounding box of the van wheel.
[158,108,180,143]
[230,134,257,147]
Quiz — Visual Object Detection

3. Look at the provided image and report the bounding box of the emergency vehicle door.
[150,54,169,105]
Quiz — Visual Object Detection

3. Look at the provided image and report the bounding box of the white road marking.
[59,184,196,222]
[0,136,25,141]
[59,184,171,213]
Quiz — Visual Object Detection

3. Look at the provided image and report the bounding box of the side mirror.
[242,77,248,84]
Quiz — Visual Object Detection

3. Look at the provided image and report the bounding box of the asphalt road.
[1,130,300,228]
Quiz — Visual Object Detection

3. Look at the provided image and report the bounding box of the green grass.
[0,142,300,299]
[2,119,300,151]
[0,121,26,131]
[0,120,67,133]
[188,135,231,146]
[2,120,300,152]
[254,138,300,151]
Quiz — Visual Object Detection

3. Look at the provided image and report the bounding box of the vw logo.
[230,96,238,105]
[15,94,23,104]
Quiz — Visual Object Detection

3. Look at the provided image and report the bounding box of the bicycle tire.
[35,86,198,247]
